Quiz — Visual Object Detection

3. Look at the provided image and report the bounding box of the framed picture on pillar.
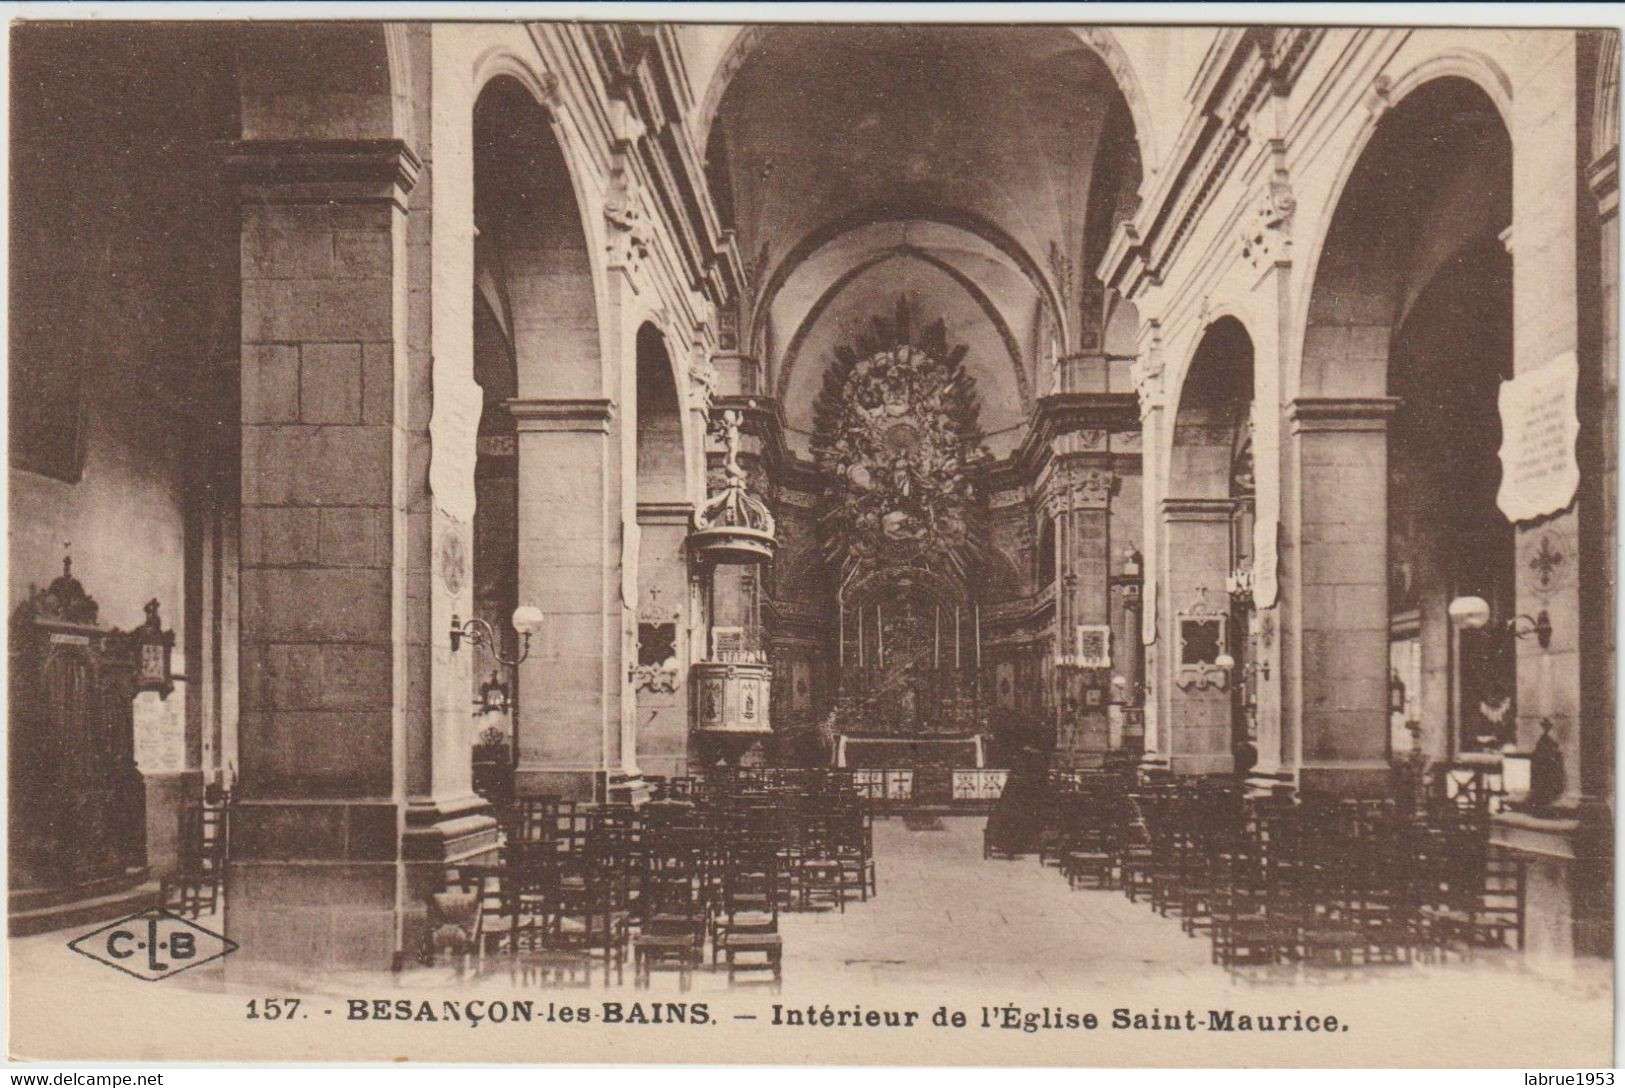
[1176,613,1228,690]
[1074,624,1111,669]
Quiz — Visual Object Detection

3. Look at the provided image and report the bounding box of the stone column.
[1047,452,1114,763]
[1132,335,1167,759]
[1160,497,1234,775]
[1572,113,1617,958]
[1507,35,1584,786]
[229,138,422,968]
[508,398,617,800]
[408,27,498,947]
[1284,396,1397,795]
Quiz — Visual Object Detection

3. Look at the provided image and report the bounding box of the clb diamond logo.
[68,907,238,981]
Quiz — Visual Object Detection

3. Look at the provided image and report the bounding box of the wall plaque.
[1497,351,1581,524]
[1252,519,1280,609]
[133,688,184,776]
[429,370,485,524]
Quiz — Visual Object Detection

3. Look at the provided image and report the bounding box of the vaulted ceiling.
[706,25,1141,457]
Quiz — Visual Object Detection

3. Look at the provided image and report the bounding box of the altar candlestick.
[955,607,961,669]
[839,603,845,666]
[858,606,865,668]
[877,604,884,667]
[934,607,941,668]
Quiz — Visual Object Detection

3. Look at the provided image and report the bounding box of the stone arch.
[693,25,1157,184]
[635,323,686,506]
[468,46,606,284]
[1298,76,1510,398]
[704,26,1152,366]
[473,75,601,400]
[752,206,1062,370]
[1160,317,1256,776]
[1292,62,1513,391]
[1169,317,1255,500]
[470,71,613,799]
[775,243,1031,411]
[632,321,692,779]
[1287,74,1513,789]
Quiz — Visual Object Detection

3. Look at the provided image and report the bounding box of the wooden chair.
[158,802,227,919]
[713,856,782,988]
[1420,845,1526,958]
[634,866,707,991]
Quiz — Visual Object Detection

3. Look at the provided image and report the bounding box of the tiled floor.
[769,814,1216,990]
[8,815,1613,1063]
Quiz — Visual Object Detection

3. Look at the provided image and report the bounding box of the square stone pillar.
[1160,498,1234,775]
[228,139,424,968]
[1284,397,1398,795]
[508,398,618,800]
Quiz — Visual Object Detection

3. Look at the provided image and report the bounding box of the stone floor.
[9,815,1614,1065]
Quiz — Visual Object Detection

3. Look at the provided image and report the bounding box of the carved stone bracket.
[1129,353,1165,419]
[1044,465,1116,515]
[629,663,680,693]
[1239,174,1295,271]
[603,180,651,277]
[688,354,719,415]
[1365,73,1394,119]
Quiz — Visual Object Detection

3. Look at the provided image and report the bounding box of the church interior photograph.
[5,17,1617,1063]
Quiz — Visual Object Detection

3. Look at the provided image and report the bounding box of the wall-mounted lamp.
[1214,652,1270,683]
[450,604,544,665]
[1447,595,1552,650]
[476,670,510,715]
[1110,673,1146,705]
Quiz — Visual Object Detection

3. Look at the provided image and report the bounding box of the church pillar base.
[1298,760,1390,797]
[514,766,607,802]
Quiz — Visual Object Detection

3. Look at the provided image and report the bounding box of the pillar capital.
[224,137,421,208]
[507,397,615,435]
[635,500,694,526]
[1160,496,1235,523]
[1286,395,1399,433]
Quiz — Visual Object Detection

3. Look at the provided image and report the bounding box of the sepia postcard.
[4,8,1618,1068]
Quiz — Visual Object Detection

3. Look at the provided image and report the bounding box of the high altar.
[692,296,1142,781]
[810,303,995,766]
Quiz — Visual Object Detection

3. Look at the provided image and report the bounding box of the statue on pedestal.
[1527,716,1567,811]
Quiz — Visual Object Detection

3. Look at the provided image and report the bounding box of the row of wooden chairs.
[1006,769,1527,972]
[426,772,879,989]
